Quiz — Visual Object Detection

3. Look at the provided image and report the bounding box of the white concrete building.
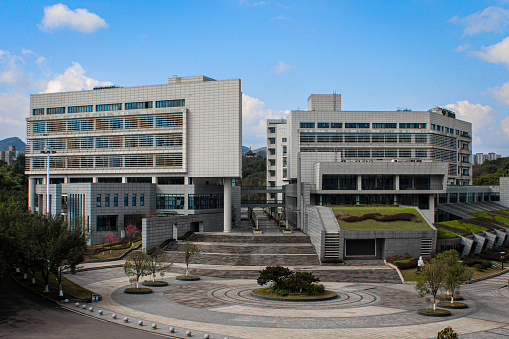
[26,76,241,244]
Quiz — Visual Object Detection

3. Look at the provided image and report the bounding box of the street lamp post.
[501,252,506,270]
[41,147,55,214]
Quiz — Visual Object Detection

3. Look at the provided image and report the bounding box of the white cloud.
[0,92,29,139]
[39,3,109,33]
[0,50,31,89]
[501,117,509,138]
[490,80,509,105]
[473,36,509,67]
[43,62,113,93]
[242,93,289,148]
[239,0,270,6]
[455,44,472,53]
[450,6,509,35]
[271,60,294,74]
[445,100,495,147]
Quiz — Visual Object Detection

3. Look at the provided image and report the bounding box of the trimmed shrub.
[482,260,492,269]
[437,326,458,339]
[473,264,483,271]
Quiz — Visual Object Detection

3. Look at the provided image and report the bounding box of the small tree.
[284,271,320,294]
[416,257,445,310]
[180,241,200,276]
[437,250,472,303]
[146,246,172,281]
[257,266,293,292]
[124,251,150,288]
[104,232,117,253]
[125,224,138,246]
[437,326,459,339]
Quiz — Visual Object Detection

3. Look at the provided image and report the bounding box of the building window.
[283,146,287,155]
[114,194,118,207]
[96,194,101,207]
[105,194,110,207]
[125,101,153,110]
[268,127,275,133]
[399,149,412,157]
[269,148,276,155]
[345,123,370,128]
[372,123,397,129]
[269,137,276,144]
[269,170,276,177]
[415,135,427,143]
[318,123,330,128]
[140,194,144,206]
[124,194,128,206]
[399,134,411,143]
[300,133,315,143]
[300,122,315,128]
[158,177,185,185]
[188,194,224,210]
[47,107,65,115]
[362,175,395,190]
[155,99,185,108]
[269,159,276,166]
[282,138,287,142]
[156,194,185,209]
[331,123,342,128]
[132,194,136,206]
[68,105,93,113]
[96,216,117,231]
[155,114,183,127]
[96,103,122,112]
[399,123,427,129]
[283,169,287,177]
[32,108,44,116]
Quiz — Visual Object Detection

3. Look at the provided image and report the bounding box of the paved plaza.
[65,266,509,339]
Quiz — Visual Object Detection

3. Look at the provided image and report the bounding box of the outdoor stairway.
[165,232,402,283]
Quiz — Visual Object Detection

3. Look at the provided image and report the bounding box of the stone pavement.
[65,267,509,339]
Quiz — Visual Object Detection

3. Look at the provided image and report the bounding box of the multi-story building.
[268,94,472,226]
[474,152,502,165]
[1,145,23,165]
[26,76,241,244]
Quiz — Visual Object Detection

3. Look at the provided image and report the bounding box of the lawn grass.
[437,228,458,239]
[436,220,489,234]
[84,237,142,261]
[330,206,431,230]
[400,266,502,282]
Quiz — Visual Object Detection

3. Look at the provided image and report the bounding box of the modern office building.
[1,145,23,165]
[26,76,242,244]
[474,152,502,165]
[268,94,473,227]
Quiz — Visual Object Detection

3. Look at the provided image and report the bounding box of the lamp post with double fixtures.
[41,147,55,214]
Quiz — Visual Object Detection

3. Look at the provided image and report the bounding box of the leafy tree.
[284,271,320,294]
[437,250,472,303]
[104,232,117,253]
[180,241,200,276]
[124,251,150,288]
[146,246,172,281]
[416,257,445,310]
[53,225,86,296]
[125,224,138,246]
[257,266,293,291]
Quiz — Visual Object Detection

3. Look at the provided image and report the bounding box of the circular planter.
[176,275,200,281]
[251,289,337,302]
[438,301,468,309]
[417,308,451,317]
[142,281,169,287]
[438,294,464,301]
[124,287,153,294]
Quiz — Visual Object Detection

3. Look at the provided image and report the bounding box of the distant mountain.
[0,137,26,152]
[254,146,266,153]
[242,146,250,154]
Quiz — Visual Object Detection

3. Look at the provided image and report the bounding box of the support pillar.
[28,178,35,211]
[224,178,232,232]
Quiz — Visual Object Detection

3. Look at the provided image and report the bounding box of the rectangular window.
[399,134,411,143]
[269,137,276,144]
[300,133,315,143]
[269,159,276,166]
[155,99,185,108]
[358,134,370,143]
[399,123,427,129]
[188,194,224,210]
[300,122,315,128]
[68,105,93,113]
[345,123,370,128]
[140,194,144,206]
[399,149,412,157]
[372,123,397,129]
[156,194,185,209]
[125,101,153,110]
[415,135,427,143]
[96,194,101,207]
[283,146,287,155]
[158,177,185,185]
[132,194,136,206]
[269,170,275,177]
[155,154,183,167]
[114,194,118,207]
[268,127,275,133]
[282,137,287,142]
[96,216,117,232]
[269,148,275,155]
[124,194,128,206]
[416,149,428,158]
[47,107,65,115]
[96,103,122,112]
[318,123,330,128]
[32,108,44,116]
[155,114,183,127]
[385,134,397,143]
[331,123,342,128]
[105,194,110,207]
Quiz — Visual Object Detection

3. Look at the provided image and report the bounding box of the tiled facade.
[26,76,241,244]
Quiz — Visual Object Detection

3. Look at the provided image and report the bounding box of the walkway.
[65,266,509,339]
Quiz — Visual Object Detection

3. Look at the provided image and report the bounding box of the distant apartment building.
[1,146,23,165]
[26,76,242,244]
[267,94,472,226]
[474,152,502,165]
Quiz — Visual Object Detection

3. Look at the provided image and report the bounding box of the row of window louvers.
[156,194,224,210]
[32,99,185,115]
[298,133,457,149]
[299,122,427,129]
[29,114,183,135]
[29,134,182,152]
[27,154,183,170]
[297,147,455,160]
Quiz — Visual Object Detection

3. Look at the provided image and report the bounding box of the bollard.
[98,310,103,315]
[169,327,175,333]
[82,305,87,309]
[152,323,157,329]
[112,314,117,319]
[138,320,143,326]
[204,334,210,339]
[64,299,69,303]
[89,307,93,312]
[124,317,129,323]
[75,302,80,307]
[186,330,192,336]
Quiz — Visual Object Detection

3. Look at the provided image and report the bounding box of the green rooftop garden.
[330,206,431,231]
[434,209,509,239]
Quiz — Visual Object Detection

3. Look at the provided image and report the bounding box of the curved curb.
[176,276,200,281]
[142,281,169,287]
[124,288,153,294]
[250,290,338,302]
[438,302,468,309]
[417,309,451,317]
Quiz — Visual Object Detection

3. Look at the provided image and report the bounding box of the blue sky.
[1,1,509,154]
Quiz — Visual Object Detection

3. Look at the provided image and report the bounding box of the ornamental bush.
[257,266,322,296]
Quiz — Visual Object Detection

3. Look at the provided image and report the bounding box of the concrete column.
[224,178,232,232]
[28,178,36,211]
[122,177,127,183]
[395,175,400,190]
[92,177,98,183]
[152,176,157,184]
[357,175,362,190]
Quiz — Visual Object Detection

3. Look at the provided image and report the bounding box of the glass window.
[96,216,117,231]
[96,194,101,207]
[269,159,275,166]
[124,194,128,206]
[105,194,110,207]
[300,122,315,128]
[155,114,183,127]
[345,123,370,128]
[132,194,136,206]
[47,107,65,114]
[268,127,275,133]
[125,101,153,110]
[269,148,276,155]
[282,137,287,142]
[96,103,122,112]
[140,194,144,206]
[331,123,342,128]
[188,194,224,209]
[158,177,185,185]
[32,108,44,116]
[372,123,397,129]
[155,99,185,108]
[399,123,427,129]
[156,194,185,209]
[415,135,427,143]
[68,105,93,113]
[318,123,330,128]
[399,149,412,157]
[300,133,315,143]
[114,194,118,207]
[269,137,276,144]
